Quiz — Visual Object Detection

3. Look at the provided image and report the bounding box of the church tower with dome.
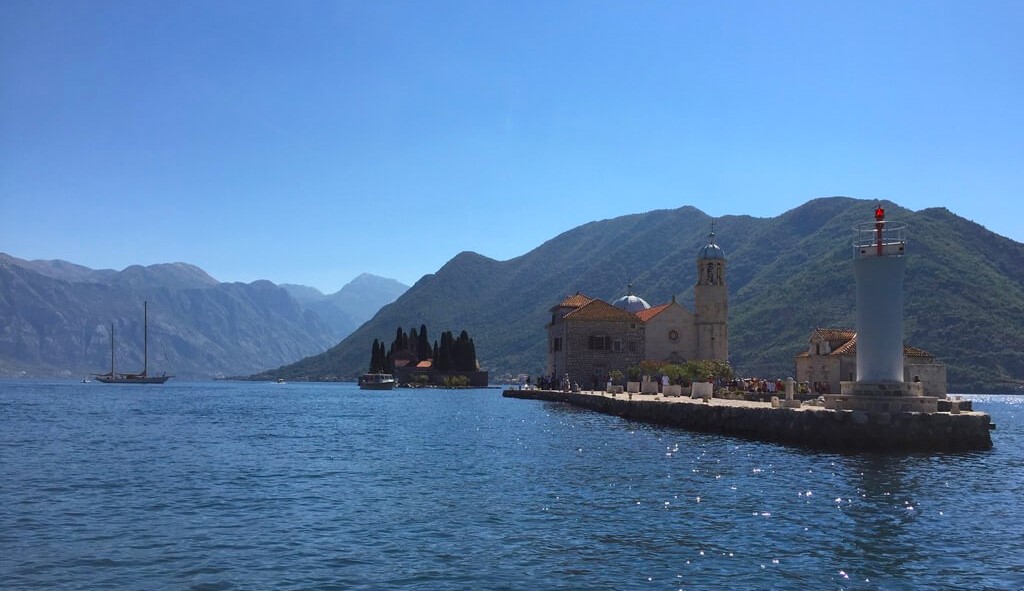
[544,224,729,387]
[694,230,728,362]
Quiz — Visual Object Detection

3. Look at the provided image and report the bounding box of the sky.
[2,1,1021,293]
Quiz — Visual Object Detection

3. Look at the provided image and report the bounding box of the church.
[546,231,729,388]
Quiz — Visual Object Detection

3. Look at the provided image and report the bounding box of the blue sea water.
[1,380,1022,591]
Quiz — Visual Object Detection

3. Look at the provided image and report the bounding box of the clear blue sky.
[2,1,1020,292]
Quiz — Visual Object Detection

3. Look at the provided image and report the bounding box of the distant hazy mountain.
[280,283,326,304]
[257,197,1024,393]
[280,274,409,340]
[0,256,404,380]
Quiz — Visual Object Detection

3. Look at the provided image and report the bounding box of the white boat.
[359,372,396,390]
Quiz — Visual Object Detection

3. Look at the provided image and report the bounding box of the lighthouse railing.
[853,221,907,258]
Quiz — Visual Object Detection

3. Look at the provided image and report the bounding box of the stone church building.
[546,232,728,388]
[794,327,947,398]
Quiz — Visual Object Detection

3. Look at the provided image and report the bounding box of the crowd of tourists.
[519,373,821,396]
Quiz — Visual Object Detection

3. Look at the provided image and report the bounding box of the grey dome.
[612,284,651,313]
[698,232,726,260]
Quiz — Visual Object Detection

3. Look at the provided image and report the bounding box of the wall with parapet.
[503,389,992,452]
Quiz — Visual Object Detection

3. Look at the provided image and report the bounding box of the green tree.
[368,339,380,373]
[453,330,470,371]
[435,331,453,372]
[467,337,477,371]
[417,324,431,360]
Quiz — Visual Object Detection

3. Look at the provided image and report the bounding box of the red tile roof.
[810,327,856,343]
[832,338,856,356]
[416,360,433,368]
[565,299,639,322]
[635,303,671,322]
[828,334,935,359]
[903,344,935,358]
[556,292,594,309]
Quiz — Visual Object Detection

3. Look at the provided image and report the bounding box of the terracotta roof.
[810,327,856,343]
[415,360,433,368]
[635,303,672,322]
[565,299,640,322]
[832,338,857,356]
[829,335,936,359]
[555,292,594,309]
[903,344,936,358]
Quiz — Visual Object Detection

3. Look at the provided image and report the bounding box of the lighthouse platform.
[503,388,993,452]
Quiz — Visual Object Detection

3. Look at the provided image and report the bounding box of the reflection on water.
[1,381,1022,590]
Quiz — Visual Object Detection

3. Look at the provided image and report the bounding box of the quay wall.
[503,389,993,452]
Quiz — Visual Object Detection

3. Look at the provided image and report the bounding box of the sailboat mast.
[110,323,115,375]
[143,301,148,376]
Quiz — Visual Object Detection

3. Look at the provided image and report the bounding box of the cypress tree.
[455,330,470,371]
[437,331,454,372]
[417,324,431,360]
[452,331,465,371]
[369,339,379,373]
[392,326,404,356]
[376,340,387,372]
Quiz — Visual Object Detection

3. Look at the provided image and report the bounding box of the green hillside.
[257,197,1024,393]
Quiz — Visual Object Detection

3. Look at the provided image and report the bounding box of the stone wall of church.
[696,322,729,362]
[546,321,569,381]
[561,318,644,389]
[694,283,728,361]
[796,354,844,392]
[644,304,697,363]
[905,362,947,398]
[797,354,945,397]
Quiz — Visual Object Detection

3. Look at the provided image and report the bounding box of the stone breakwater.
[503,389,994,452]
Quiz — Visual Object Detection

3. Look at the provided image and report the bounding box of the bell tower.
[694,225,728,361]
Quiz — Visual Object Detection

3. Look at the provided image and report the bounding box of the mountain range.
[0,254,407,380]
[281,274,409,341]
[258,197,1024,393]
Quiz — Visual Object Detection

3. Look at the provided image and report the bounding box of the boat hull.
[95,375,170,384]
[359,373,396,390]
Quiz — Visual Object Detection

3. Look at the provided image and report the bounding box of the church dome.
[612,284,651,313]
[698,232,726,260]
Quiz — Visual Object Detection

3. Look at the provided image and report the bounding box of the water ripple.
[1,381,1022,590]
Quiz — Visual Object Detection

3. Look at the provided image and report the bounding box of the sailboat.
[94,301,173,384]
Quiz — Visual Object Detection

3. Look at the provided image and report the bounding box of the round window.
[668,329,679,342]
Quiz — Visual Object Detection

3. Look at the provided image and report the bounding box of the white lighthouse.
[854,205,906,383]
[827,205,938,413]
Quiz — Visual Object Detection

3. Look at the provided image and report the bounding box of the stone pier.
[503,389,993,452]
